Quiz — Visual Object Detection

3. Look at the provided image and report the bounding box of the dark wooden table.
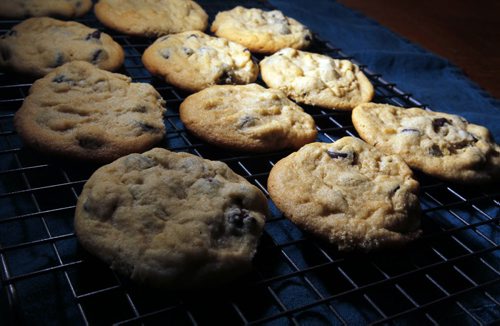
[337,0,500,99]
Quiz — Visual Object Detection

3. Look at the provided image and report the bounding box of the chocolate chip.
[52,75,73,83]
[429,144,443,157]
[78,136,103,149]
[183,47,194,56]
[327,150,349,159]
[238,115,256,128]
[217,70,235,84]
[83,200,91,212]
[160,48,170,59]
[75,1,82,8]
[85,30,101,40]
[432,118,451,132]
[137,122,161,133]
[52,53,64,67]
[390,185,400,196]
[225,207,257,234]
[449,140,474,153]
[91,49,103,63]
[305,34,312,41]
[401,128,420,134]
[132,105,147,113]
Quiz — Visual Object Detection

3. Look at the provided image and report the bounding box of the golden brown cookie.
[14,61,166,163]
[95,0,208,38]
[0,17,124,77]
[260,48,374,110]
[352,103,500,183]
[268,137,421,251]
[180,84,317,152]
[142,31,259,92]
[75,148,268,288]
[211,6,312,54]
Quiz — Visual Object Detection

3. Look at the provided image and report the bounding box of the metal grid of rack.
[0,1,499,325]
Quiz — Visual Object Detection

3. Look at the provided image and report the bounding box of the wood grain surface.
[337,0,500,99]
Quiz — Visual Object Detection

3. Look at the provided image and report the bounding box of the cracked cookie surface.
[180,84,317,152]
[95,0,208,38]
[0,0,92,18]
[260,48,374,110]
[211,6,312,54]
[268,137,421,251]
[352,103,500,183]
[75,148,268,288]
[0,17,124,77]
[14,61,166,163]
[142,31,258,92]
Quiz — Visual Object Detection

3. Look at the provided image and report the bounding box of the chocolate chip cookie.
[0,0,92,18]
[268,137,421,251]
[14,61,166,163]
[95,0,208,38]
[75,148,268,288]
[352,103,500,183]
[211,6,312,54]
[260,48,374,110]
[0,17,124,77]
[142,31,259,92]
[180,84,317,152]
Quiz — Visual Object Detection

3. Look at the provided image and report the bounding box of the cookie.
[142,31,259,92]
[0,17,124,77]
[14,61,166,163]
[211,6,312,54]
[75,148,268,288]
[94,0,208,38]
[180,84,317,152]
[352,103,500,183]
[260,48,374,110]
[0,0,92,18]
[267,137,421,251]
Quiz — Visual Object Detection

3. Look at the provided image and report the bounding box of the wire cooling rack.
[0,1,499,325]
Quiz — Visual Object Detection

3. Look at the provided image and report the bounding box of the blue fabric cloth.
[270,0,500,141]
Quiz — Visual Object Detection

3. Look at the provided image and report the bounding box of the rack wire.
[0,1,499,325]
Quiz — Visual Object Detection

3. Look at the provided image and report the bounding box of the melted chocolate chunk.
[137,122,161,133]
[78,136,103,149]
[305,34,312,41]
[327,150,349,159]
[238,115,256,128]
[225,207,256,234]
[132,105,147,113]
[160,48,170,59]
[217,70,235,84]
[401,128,420,134]
[52,75,73,83]
[429,144,443,157]
[52,53,65,67]
[182,47,194,56]
[449,140,474,153]
[432,118,451,132]
[85,30,101,40]
[91,49,103,63]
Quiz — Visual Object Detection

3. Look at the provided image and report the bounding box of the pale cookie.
[142,31,259,92]
[260,48,374,110]
[352,103,500,183]
[75,148,268,288]
[94,0,208,38]
[211,6,312,54]
[0,17,124,77]
[14,61,166,163]
[180,84,317,152]
[268,137,421,251]
[0,0,92,18]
